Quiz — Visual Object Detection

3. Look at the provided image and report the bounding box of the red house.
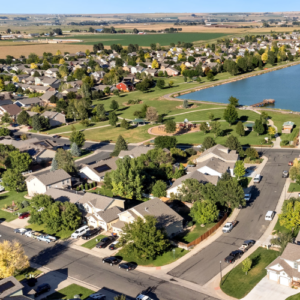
[116,82,134,92]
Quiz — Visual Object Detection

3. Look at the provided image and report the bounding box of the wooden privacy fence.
[177,212,228,250]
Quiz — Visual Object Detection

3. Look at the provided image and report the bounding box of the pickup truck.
[222,221,237,233]
[239,240,255,252]
[25,231,42,239]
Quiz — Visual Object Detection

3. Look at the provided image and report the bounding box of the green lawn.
[221,247,278,299]
[15,267,42,281]
[26,223,73,240]
[117,247,188,267]
[81,234,107,249]
[273,219,292,235]
[0,191,28,222]
[288,182,300,193]
[40,32,229,46]
[287,294,300,300]
[176,222,216,243]
[88,187,113,197]
[46,284,94,300]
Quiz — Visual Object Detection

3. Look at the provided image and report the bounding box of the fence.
[176,212,228,250]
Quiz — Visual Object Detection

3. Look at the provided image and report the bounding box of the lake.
[177,64,300,111]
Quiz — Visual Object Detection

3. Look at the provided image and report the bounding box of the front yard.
[26,223,73,240]
[46,284,94,300]
[288,182,300,193]
[81,235,107,249]
[117,247,188,267]
[221,247,278,299]
[287,294,300,300]
[15,267,42,281]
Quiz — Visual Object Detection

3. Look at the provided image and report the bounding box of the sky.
[4,0,300,14]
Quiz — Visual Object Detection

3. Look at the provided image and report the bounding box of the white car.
[265,211,275,221]
[136,294,153,300]
[14,228,28,235]
[71,225,89,239]
[253,174,261,183]
[87,292,106,300]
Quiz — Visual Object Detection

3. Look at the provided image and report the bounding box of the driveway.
[169,149,300,286]
[242,277,299,300]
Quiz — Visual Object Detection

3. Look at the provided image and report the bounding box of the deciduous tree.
[234,160,246,180]
[17,110,30,125]
[254,118,265,135]
[151,180,167,197]
[69,129,85,148]
[146,107,158,122]
[110,99,119,111]
[200,122,209,133]
[165,119,176,133]
[2,169,26,192]
[190,201,219,225]
[154,136,177,149]
[202,136,216,150]
[54,149,76,173]
[242,257,252,275]
[211,121,222,137]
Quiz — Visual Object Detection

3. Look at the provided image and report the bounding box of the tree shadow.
[222,129,233,135]
[251,254,261,268]
[239,115,249,122]
[117,107,129,112]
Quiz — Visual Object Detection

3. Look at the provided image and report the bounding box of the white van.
[253,174,261,183]
[71,225,89,239]
[265,211,275,221]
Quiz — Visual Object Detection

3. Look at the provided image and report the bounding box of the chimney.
[145,207,149,212]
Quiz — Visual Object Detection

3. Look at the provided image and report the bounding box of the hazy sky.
[4,0,300,14]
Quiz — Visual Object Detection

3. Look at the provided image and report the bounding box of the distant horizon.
[2,0,300,14]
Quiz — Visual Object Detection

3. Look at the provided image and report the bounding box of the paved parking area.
[242,277,299,300]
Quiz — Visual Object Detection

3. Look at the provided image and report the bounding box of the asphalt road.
[168,149,300,286]
[0,227,218,300]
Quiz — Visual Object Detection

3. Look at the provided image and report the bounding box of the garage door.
[280,276,289,286]
[269,272,278,281]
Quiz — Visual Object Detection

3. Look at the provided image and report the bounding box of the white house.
[25,169,71,197]
[266,243,300,287]
[79,157,117,182]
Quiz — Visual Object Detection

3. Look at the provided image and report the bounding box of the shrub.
[281,140,290,146]
[22,200,29,208]
[85,183,89,190]
[185,148,197,157]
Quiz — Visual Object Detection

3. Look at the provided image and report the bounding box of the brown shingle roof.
[1,104,22,116]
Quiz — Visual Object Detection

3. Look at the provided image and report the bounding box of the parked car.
[109,240,119,250]
[34,283,51,297]
[0,185,5,192]
[253,174,261,183]
[71,225,89,239]
[102,256,119,266]
[282,170,289,178]
[118,262,136,271]
[19,212,30,219]
[239,240,256,252]
[289,161,293,166]
[37,235,51,243]
[96,236,115,248]
[14,228,28,235]
[265,211,275,221]
[86,292,106,300]
[222,221,237,233]
[224,250,244,263]
[52,135,60,139]
[136,294,153,300]
[81,227,101,240]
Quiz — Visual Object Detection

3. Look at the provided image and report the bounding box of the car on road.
[14,228,28,235]
[102,256,119,266]
[136,294,153,300]
[109,240,119,250]
[289,161,293,166]
[81,227,101,240]
[96,236,115,248]
[86,292,106,300]
[71,225,89,239]
[118,262,136,271]
[265,210,275,221]
[239,240,255,252]
[224,250,244,263]
[253,174,261,183]
[19,212,30,219]
[52,135,61,138]
[34,283,51,297]
[222,221,237,233]
[282,170,289,178]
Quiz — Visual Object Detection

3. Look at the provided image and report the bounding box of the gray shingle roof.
[82,157,117,177]
[45,188,84,203]
[200,144,238,162]
[26,169,71,186]
[0,276,24,298]
[280,243,300,262]
[202,157,236,174]
[81,193,116,210]
[119,146,153,158]
[97,206,121,223]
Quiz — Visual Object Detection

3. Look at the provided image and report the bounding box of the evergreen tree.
[229,96,239,106]
[225,135,242,151]
[120,118,129,129]
[236,121,245,136]
[211,121,222,137]
[70,142,81,157]
[112,135,128,156]
[51,157,58,171]
[254,118,265,135]
[200,122,209,133]
[32,114,42,131]
[109,111,118,127]
[110,100,119,111]
[223,105,238,125]
[202,137,216,150]
[183,99,189,108]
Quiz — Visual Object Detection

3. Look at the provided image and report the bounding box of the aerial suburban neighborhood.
[2,7,300,300]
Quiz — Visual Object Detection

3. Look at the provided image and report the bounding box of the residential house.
[0,104,22,121]
[118,146,152,158]
[196,144,239,163]
[166,170,219,197]
[41,111,66,127]
[25,169,72,197]
[15,97,42,108]
[116,82,134,92]
[131,66,145,74]
[112,197,183,237]
[45,187,85,204]
[165,67,179,76]
[0,276,24,298]
[282,121,295,134]
[79,157,117,182]
[45,68,59,77]
[266,243,300,287]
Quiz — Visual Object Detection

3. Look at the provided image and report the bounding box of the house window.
[294,262,298,269]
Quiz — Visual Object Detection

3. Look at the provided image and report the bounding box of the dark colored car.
[102,256,119,266]
[34,283,50,297]
[243,240,255,248]
[118,262,136,271]
[96,236,115,248]
[108,240,119,250]
[224,250,243,263]
[19,212,30,219]
[81,228,101,240]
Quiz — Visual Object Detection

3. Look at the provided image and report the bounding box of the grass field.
[117,247,188,267]
[46,284,94,300]
[81,234,106,249]
[221,247,278,299]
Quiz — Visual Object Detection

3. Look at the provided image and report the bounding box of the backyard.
[46,284,94,300]
[220,247,279,299]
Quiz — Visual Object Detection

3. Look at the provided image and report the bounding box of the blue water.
[177,64,300,111]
